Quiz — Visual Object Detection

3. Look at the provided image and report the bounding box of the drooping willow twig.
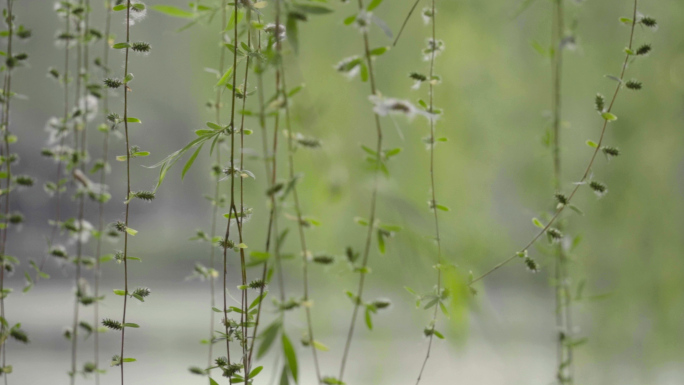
[245,9,286,381]
[113,0,151,383]
[206,0,227,375]
[279,46,323,385]
[338,0,387,381]
[70,0,92,380]
[93,1,113,383]
[46,1,73,256]
[548,1,576,383]
[219,0,244,374]
[119,1,133,382]
[235,9,254,383]
[148,4,259,381]
[469,0,648,287]
[413,1,444,383]
[0,0,17,381]
[393,0,421,47]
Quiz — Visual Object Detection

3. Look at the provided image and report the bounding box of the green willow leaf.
[151,5,195,18]
[281,332,298,382]
[377,230,386,254]
[249,290,268,310]
[286,13,299,54]
[602,112,618,121]
[292,4,333,14]
[148,131,219,190]
[123,323,139,328]
[369,46,388,56]
[216,67,233,87]
[257,321,280,359]
[366,0,383,12]
[343,14,356,25]
[279,367,289,385]
[360,62,369,82]
[365,307,373,330]
[249,366,264,378]
[181,143,204,180]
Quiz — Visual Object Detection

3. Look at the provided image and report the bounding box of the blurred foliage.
[4,0,683,383]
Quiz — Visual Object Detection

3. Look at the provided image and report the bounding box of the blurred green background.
[4,0,684,384]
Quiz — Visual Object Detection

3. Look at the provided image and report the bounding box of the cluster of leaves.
[405,284,449,339]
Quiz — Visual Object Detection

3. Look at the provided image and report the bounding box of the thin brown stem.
[237,12,253,382]
[220,0,243,373]
[393,0,421,47]
[120,1,132,384]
